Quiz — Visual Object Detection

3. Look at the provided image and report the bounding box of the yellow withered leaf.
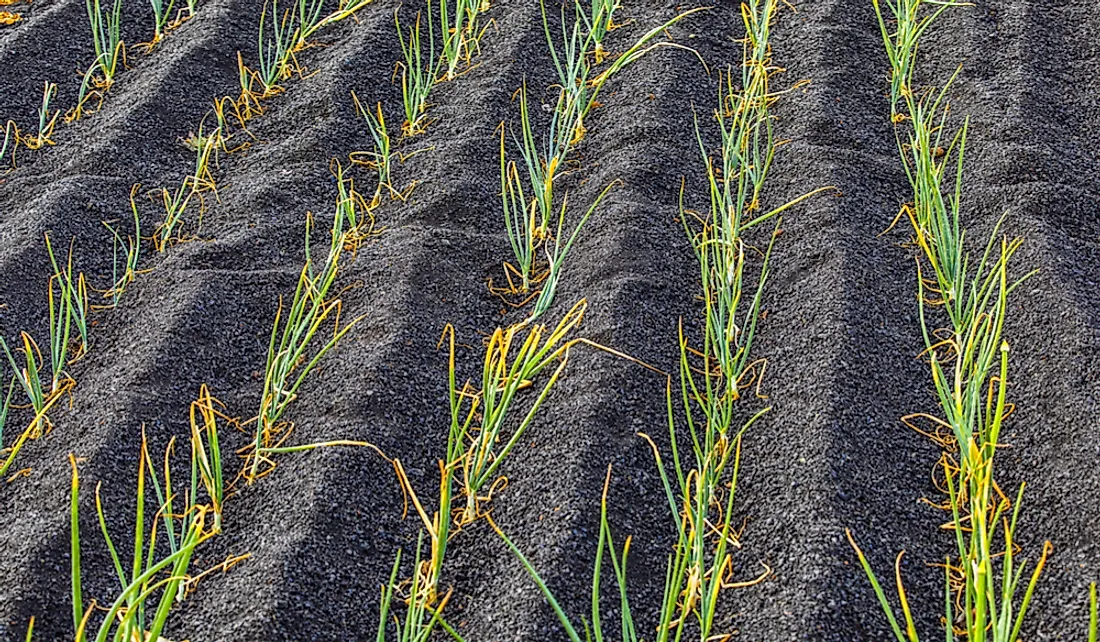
[0,11,21,23]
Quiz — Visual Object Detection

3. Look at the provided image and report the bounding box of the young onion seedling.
[578,0,619,63]
[142,0,175,49]
[45,234,90,366]
[496,93,617,317]
[72,0,125,120]
[373,539,463,641]
[21,82,59,151]
[0,331,72,479]
[0,235,91,479]
[190,384,225,532]
[350,93,394,208]
[395,4,438,137]
[102,185,144,307]
[255,0,298,96]
[155,129,219,251]
[437,0,489,81]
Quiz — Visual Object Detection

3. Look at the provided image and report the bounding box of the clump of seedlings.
[68,423,246,641]
[246,169,370,482]
[240,0,373,101]
[20,82,60,152]
[190,384,226,532]
[383,300,591,639]
[844,1,1087,640]
[348,93,430,207]
[437,0,491,81]
[580,0,619,63]
[493,2,704,313]
[70,0,125,121]
[390,0,496,137]
[373,536,463,641]
[395,4,438,137]
[350,94,395,207]
[154,128,219,251]
[0,83,60,168]
[0,235,90,480]
[141,0,175,50]
[101,185,144,307]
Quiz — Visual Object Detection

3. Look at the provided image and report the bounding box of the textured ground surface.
[0,0,1098,640]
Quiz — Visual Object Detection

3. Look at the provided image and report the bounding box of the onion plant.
[45,234,90,366]
[293,0,326,46]
[0,234,88,438]
[395,4,438,137]
[497,93,616,317]
[254,0,402,99]
[155,128,219,251]
[333,160,378,248]
[0,83,59,168]
[102,185,143,307]
[250,0,325,97]
[143,0,175,49]
[0,336,70,480]
[0,334,47,433]
[0,233,90,479]
[528,183,615,320]
[0,225,93,481]
[373,539,464,641]
[351,93,394,208]
[500,82,572,248]
[578,0,619,63]
[540,0,703,154]
[172,0,197,25]
[73,0,124,119]
[846,1,1060,640]
[248,171,367,481]
[437,0,488,81]
[70,435,213,642]
[256,0,298,96]
[22,82,59,152]
[190,384,225,532]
